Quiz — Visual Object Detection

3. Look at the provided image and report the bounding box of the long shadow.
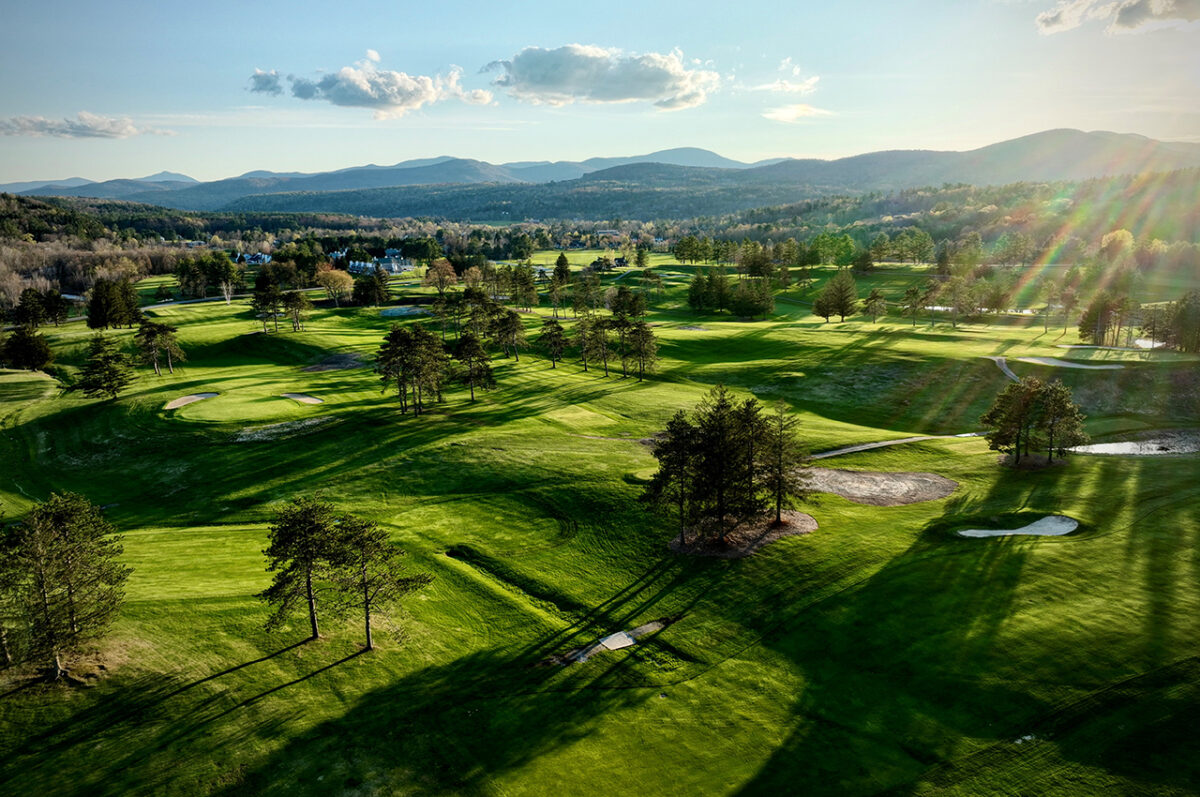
[0,640,367,796]
[10,640,312,758]
[733,464,1062,795]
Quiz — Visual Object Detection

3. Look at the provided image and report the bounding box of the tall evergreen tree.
[134,319,185,376]
[643,411,699,547]
[981,377,1046,465]
[329,516,432,651]
[454,332,495,401]
[863,288,887,323]
[78,335,135,400]
[629,321,659,381]
[258,497,341,641]
[1039,380,1089,462]
[1,326,53,371]
[0,493,129,678]
[820,270,859,321]
[538,318,568,368]
[762,403,811,525]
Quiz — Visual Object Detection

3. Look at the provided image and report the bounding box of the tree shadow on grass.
[217,641,659,795]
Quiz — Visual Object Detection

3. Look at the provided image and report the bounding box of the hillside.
[20,130,1200,216]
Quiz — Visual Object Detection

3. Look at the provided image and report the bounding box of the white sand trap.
[679,325,708,331]
[281,393,323,405]
[1071,430,1200,456]
[164,392,218,410]
[1015,357,1124,370]
[959,515,1078,538]
[599,632,635,651]
[809,469,957,506]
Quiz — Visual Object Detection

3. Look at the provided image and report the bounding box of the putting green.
[171,391,316,423]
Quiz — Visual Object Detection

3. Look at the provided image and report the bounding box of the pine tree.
[1,493,129,678]
[863,288,887,323]
[329,516,432,651]
[1,326,53,371]
[822,270,859,321]
[538,318,568,368]
[981,377,1046,465]
[454,332,495,401]
[643,411,698,547]
[135,320,185,376]
[901,285,924,327]
[629,321,659,381]
[259,497,341,641]
[78,335,135,400]
[282,291,312,332]
[1039,380,1089,462]
[762,403,810,525]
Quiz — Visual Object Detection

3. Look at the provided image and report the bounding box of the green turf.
[1,255,1198,796]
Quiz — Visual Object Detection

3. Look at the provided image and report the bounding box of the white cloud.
[254,52,493,119]
[778,57,803,76]
[248,68,283,95]
[762,104,835,123]
[753,76,820,95]
[0,111,174,138]
[486,44,719,110]
[1037,0,1200,33]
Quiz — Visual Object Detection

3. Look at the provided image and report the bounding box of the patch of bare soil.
[808,468,957,506]
[668,511,818,558]
[303,353,364,372]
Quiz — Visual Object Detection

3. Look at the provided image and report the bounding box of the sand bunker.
[808,468,957,506]
[164,393,218,410]
[669,511,818,558]
[958,515,1078,538]
[1015,357,1124,370]
[554,618,675,665]
[303,353,363,372]
[1071,430,1200,456]
[281,393,323,405]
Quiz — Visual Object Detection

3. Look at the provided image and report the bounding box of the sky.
[0,0,1197,182]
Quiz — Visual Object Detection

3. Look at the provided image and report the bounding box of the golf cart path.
[984,356,1020,382]
[812,433,981,460]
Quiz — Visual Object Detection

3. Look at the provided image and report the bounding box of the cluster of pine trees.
[980,377,1089,465]
[259,497,431,650]
[687,268,775,318]
[642,387,809,548]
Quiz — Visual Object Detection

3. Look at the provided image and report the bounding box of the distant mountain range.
[6,130,1200,221]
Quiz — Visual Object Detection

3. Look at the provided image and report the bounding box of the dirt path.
[668,511,818,558]
[808,468,957,505]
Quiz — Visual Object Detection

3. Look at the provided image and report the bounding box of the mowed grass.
[1,259,1199,796]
